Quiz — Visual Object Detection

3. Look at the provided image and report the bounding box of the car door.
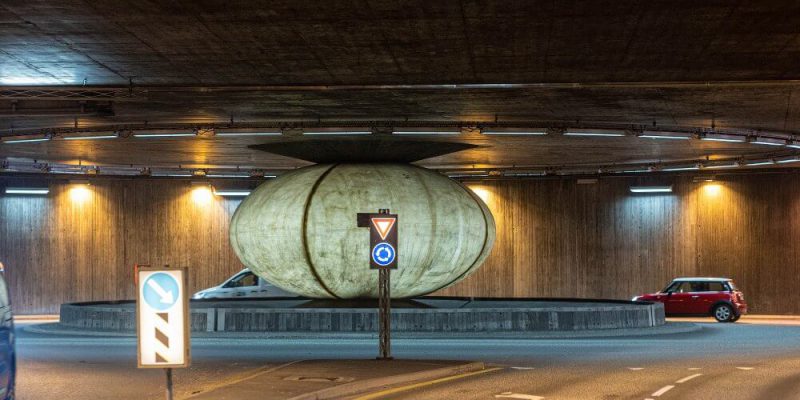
[664,282,694,314]
[684,281,714,314]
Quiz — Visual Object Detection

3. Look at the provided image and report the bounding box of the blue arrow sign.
[371,242,396,267]
[143,272,180,311]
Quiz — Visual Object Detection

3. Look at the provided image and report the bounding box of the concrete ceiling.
[2,1,800,174]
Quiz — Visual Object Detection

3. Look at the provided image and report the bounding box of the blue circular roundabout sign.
[371,242,396,267]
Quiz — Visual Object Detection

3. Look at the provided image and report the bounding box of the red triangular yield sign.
[371,217,396,240]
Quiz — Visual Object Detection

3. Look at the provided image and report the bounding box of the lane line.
[511,367,536,370]
[651,385,675,397]
[676,373,703,384]
[736,367,754,370]
[628,367,644,371]
[688,368,701,371]
[352,367,503,400]
[182,360,305,399]
[495,393,544,400]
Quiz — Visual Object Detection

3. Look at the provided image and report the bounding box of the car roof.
[672,277,731,282]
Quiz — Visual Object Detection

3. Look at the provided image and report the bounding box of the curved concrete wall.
[229,164,496,299]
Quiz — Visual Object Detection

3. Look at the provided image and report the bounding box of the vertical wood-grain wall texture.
[1,174,799,314]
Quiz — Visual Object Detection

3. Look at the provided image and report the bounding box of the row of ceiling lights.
[1,126,800,146]
[2,151,800,180]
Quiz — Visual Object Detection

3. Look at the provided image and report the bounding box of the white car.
[192,269,296,299]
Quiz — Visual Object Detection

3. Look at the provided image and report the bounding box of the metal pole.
[378,268,392,359]
[165,368,173,400]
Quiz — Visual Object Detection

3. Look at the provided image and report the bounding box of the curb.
[21,322,701,339]
[286,361,487,400]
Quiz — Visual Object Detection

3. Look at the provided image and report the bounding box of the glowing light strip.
[392,130,461,135]
[2,138,50,144]
[63,135,118,140]
[662,166,700,171]
[630,186,673,193]
[133,133,195,138]
[564,131,626,137]
[481,130,547,136]
[5,188,49,195]
[639,135,691,140]
[213,190,251,197]
[215,132,281,137]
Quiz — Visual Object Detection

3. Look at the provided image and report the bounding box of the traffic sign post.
[357,209,398,359]
[136,265,190,400]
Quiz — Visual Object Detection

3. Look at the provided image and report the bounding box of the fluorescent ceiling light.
[630,186,673,193]
[303,129,371,135]
[564,129,625,137]
[662,165,700,171]
[133,132,196,138]
[640,131,693,140]
[5,187,49,195]
[705,163,739,169]
[152,172,193,177]
[448,174,489,178]
[392,129,461,135]
[776,157,800,164]
[744,160,774,166]
[749,137,786,146]
[2,138,50,144]
[206,173,252,178]
[619,169,650,173]
[63,135,118,141]
[481,129,547,136]
[215,131,282,137]
[213,190,251,197]
[700,133,746,143]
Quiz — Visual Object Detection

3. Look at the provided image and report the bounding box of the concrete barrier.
[59,298,665,333]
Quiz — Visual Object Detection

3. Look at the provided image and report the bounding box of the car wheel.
[730,314,741,323]
[713,304,734,322]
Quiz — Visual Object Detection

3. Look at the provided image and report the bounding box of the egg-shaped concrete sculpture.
[229,163,495,298]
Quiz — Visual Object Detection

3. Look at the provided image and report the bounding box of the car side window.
[674,282,694,293]
[706,282,725,292]
[224,272,259,288]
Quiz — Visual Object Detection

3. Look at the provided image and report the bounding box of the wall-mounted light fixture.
[4,187,49,195]
[214,129,282,137]
[213,189,251,197]
[564,129,626,137]
[748,137,787,147]
[630,185,673,193]
[639,131,693,140]
[303,128,372,136]
[392,128,461,136]
[63,132,119,141]
[700,132,746,143]
[481,128,547,136]
[133,130,196,138]
[1,135,50,144]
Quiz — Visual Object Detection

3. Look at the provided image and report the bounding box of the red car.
[632,277,748,322]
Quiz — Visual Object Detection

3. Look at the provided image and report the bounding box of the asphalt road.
[14,318,800,399]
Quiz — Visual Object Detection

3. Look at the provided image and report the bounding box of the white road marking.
[676,373,703,383]
[628,367,644,371]
[736,367,754,370]
[651,385,675,397]
[688,367,702,371]
[511,367,536,370]
[495,393,545,400]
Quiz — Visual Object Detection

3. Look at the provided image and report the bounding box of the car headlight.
[631,296,641,301]
[192,292,205,300]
